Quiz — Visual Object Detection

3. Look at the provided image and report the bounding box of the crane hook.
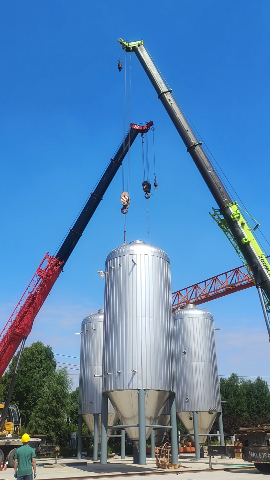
[142,181,151,199]
[154,176,158,190]
[118,60,122,72]
[120,191,130,214]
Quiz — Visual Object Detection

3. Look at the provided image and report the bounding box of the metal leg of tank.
[170,393,178,465]
[138,389,146,465]
[133,443,139,464]
[93,413,99,461]
[193,411,200,460]
[77,415,82,460]
[100,393,108,465]
[218,412,226,459]
[151,430,155,458]
[121,430,125,459]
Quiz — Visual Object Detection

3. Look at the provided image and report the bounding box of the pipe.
[170,393,178,465]
[93,413,99,461]
[77,415,82,460]
[100,393,108,464]
[193,412,200,460]
[138,389,146,465]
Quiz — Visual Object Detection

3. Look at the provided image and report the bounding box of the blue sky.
[1,1,270,388]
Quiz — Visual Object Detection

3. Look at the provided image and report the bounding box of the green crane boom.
[119,38,270,337]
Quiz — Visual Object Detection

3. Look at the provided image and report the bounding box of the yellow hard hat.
[21,433,30,443]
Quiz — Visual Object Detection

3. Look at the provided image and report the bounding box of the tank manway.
[78,310,117,437]
[173,305,221,440]
[103,240,173,440]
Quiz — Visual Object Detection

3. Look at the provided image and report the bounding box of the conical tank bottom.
[82,413,118,438]
[178,411,217,443]
[108,390,169,440]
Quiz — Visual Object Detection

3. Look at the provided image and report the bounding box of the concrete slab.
[0,454,255,480]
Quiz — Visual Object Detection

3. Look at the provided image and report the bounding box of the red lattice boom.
[0,254,63,377]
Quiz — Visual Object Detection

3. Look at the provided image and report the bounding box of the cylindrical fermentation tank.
[103,240,173,440]
[174,304,221,439]
[78,310,117,436]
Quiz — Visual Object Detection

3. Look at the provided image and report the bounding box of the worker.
[14,433,36,480]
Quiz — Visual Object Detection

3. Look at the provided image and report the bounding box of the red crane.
[0,122,153,378]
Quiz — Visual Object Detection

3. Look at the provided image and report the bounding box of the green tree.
[218,374,270,433]
[241,377,270,425]
[1,341,56,425]
[28,368,72,444]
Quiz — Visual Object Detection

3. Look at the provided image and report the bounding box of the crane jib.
[118,38,270,323]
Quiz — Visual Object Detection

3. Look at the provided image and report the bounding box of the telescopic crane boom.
[0,121,153,378]
[119,38,270,337]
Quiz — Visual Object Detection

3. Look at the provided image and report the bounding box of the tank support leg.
[138,389,146,465]
[218,412,226,459]
[93,413,99,461]
[121,430,125,459]
[133,442,139,464]
[100,393,108,464]
[77,415,82,460]
[151,430,155,458]
[193,411,200,460]
[170,392,178,465]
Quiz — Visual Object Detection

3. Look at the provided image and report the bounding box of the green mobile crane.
[119,38,270,337]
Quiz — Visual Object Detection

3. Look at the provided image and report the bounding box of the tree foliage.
[0,341,56,425]
[219,374,270,433]
[28,368,72,444]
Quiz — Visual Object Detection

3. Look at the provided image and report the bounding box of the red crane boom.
[0,122,153,377]
[0,254,62,377]
[172,259,269,311]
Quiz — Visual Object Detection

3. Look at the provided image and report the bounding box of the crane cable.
[152,127,158,189]
[122,51,127,193]
[120,53,132,243]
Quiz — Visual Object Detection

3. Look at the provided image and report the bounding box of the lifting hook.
[118,60,122,72]
[120,191,130,214]
[142,181,151,199]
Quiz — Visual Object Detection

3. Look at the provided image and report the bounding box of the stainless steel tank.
[103,240,172,440]
[174,304,221,439]
[78,310,117,436]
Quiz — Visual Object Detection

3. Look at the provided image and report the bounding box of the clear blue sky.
[1,1,270,388]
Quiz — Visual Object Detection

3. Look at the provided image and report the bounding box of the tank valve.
[142,181,151,199]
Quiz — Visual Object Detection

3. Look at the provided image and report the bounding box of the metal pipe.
[108,424,172,429]
[138,389,146,465]
[121,430,125,459]
[133,443,139,464]
[193,412,200,461]
[151,430,155,458]
[218,412,226,459]
[93,413,99,461]
[100,393,108,464]
[77,415,82,460]
[170,393,178,465]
